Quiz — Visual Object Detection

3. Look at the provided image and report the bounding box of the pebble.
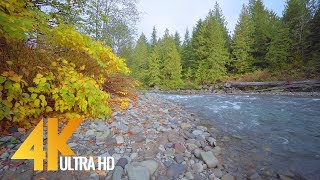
[181,123,192,130]
[126,165,150,180]
[116,158,128,168]
[192,163,204,173]
[115,136,124,145]
[200,151,219,168]
[213,168,223,178]
[174,154,184,164]
[207,137,216,147]
[192,130,204,136]
[174,143,186,154]
[112,166,124,180]
[167,164,187,178]
[221,174,236,180]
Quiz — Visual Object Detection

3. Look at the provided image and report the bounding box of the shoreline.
[154,89,320,97]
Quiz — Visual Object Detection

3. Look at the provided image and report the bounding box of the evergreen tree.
[307,3,320,73]
[283,0,311,64]
[190,19,204,70]
[174,31,182,53]
[211,2,231,50]
[249,0,270,66]
[266,14,291,71]
[147,44,161,87]
[194,16,230,84]
[231,5,254,73]
[181,29,193,71]
[151,26,158,48]
[132,33,149,83]
[160,31,183,89]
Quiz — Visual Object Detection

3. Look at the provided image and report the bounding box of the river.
[159,93,320,179]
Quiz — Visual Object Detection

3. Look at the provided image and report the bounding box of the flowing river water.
[158,93,320,179]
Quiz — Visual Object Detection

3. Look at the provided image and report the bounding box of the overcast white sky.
[137,0,286,40]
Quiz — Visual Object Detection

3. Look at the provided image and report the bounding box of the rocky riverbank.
[0,93,235,180]
[157,88,320,97]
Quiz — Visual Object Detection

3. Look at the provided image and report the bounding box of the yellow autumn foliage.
[0,0,135,126]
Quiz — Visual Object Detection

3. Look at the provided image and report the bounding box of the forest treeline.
[126,0,320,89]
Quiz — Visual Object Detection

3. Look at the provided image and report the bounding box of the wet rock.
[192,163,204,173]
[249,172,263,180]
[174,143,186,154]
[200,151,219,168]
[126,164,150,180]
[278,174,293,180]
[212,146,222,156]
[167,164,187,178]
[112,166,124,180]
[207,137,216,147]
[197,126,208,132]
[192,130,203,136]
[116,158,128,169]
[221,174,235,180]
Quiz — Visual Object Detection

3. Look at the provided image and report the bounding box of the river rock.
[85,130,95,136]
[192,163,204,173]
[0,136,13,142]
[192,130,204,136]
[181,123,192,130]
[116,158,128,168]
[118,124,129,133]
[0,152,9,160]
[213,168,223,178]
[207,137,216,147]
[200,151,219,168]
[133,160,159,175]
[185,172,195,180]
[112,166,124,180]
[193,149,202,158]
[126,165,150,180]
[212,146,222,156]
[187,143,198,151]
[174,143,186,154]
[174,154,184,164]
[221,174,235,180]
[131,126,143,134]
[115,136,124,145]
[249,172,263,180]
[167,164,187,178]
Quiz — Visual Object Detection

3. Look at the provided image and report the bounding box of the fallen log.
[224,80,320,89]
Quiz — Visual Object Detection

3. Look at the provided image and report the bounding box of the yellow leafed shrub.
[0,0,135,127]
